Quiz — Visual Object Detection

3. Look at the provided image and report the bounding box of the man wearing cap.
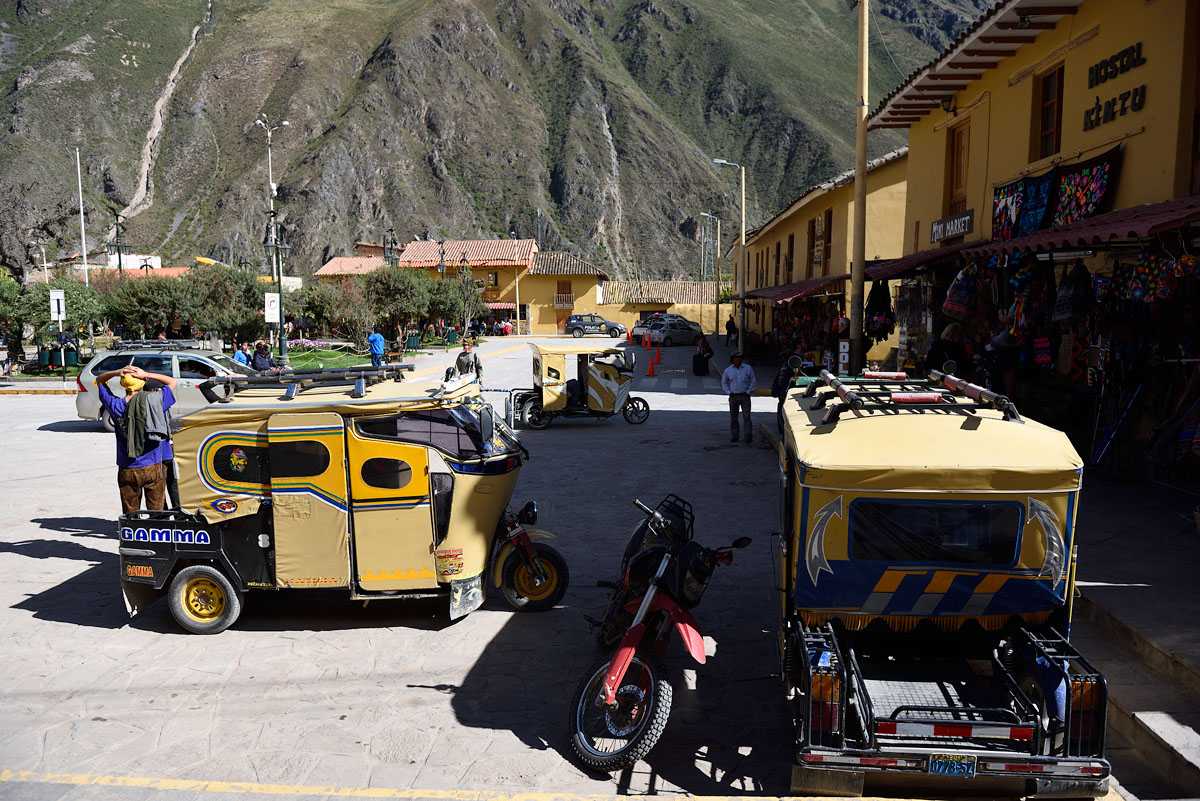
[94,364,178,513]
[455,340,483,387]
[721,351,756,443]
[251,341,277,371]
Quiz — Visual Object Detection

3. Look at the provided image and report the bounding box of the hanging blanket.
[1052,145,1122,228]
[992,178,1024,242]
[1017,169,1057,237]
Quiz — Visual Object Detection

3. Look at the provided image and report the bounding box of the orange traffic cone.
[655,346,662,364]
[626,328,632,344]
[646,356,656,377]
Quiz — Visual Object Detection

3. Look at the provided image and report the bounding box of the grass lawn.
[285,348,371,370]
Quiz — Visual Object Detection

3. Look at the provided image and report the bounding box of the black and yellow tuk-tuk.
[506,343,649,428]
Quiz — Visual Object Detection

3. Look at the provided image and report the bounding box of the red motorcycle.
[568,495,750,770]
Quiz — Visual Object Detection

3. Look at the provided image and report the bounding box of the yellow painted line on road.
[0,388,77,395]
[0,768,1127,801]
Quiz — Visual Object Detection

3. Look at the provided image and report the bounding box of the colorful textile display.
[1016,170,1056,237]
[993,179,1024,242]
[1052,145,1122,228]
[1128,249,1174,302]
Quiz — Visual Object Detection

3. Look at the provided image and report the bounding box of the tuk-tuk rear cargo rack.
[202,364,415,401]
[805,369,1023,425]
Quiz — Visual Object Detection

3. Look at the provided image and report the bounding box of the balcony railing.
[554,293,575,309]
[482,289,502,302]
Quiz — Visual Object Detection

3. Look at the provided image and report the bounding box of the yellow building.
[865,0,1199,476]
[737,147,908,357]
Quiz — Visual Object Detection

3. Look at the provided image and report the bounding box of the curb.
[0,388,77,395]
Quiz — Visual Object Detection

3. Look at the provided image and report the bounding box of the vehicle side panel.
[269,413,351,589]
[587,361,631,412]
[176,418,270,518]
[538,352,569,411]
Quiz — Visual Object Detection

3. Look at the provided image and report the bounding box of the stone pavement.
[0,334,1186,801]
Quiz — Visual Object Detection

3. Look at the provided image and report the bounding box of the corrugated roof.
[315,256,386,276]
[531,251,609,278]
[746,274,850,303]
[964,194,1200,256]
[869,0,1085,130]
[866,239,986,280]
[604,280,717,305]
[397,239,537,268]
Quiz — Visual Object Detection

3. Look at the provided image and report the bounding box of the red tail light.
[76,376,87,393]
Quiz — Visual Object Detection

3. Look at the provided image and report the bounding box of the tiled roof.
[315,256,386,276]
[604,280,717,305]
[869,0,1085,130]
[531,251,609,278]
[397,239,537,268]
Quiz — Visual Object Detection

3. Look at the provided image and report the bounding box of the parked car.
[632,314,701,339]
[565,314,625,338]
[647,320,702,347]
[76,340,253,431]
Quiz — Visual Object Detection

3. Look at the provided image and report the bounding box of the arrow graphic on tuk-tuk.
[1029,497,1066,582]
[807,495,842,586]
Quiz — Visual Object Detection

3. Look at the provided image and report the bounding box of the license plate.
[927,753,976,778]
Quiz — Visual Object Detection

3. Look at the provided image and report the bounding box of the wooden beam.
[892,102,940,108]
[979,35,1036,43]
[963,48,1018,57]
[926,74,980,81]
[872,123,916,129]
[948,61,1001,68]
[910,87,966,94]
[1014,5,1078,14]
[996,20,1056,30]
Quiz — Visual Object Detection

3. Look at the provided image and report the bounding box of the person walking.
[251,341,277,371]
[721,351,756,443]
[455,340,483,386]
[368,326,386,367]
[94,364,178,513]
[232,342,252,366]
[772,340,807,435]
[724,315,738,347]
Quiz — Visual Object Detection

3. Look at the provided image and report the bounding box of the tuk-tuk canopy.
[782,391,1083,493]
[527,342,626,357]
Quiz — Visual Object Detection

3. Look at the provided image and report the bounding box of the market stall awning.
[747,274,850,303]
[486,302,516,310]
[964,194,1200,257]
[866,239,986,281]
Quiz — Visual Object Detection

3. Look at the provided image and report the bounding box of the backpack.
[942,268,977,321]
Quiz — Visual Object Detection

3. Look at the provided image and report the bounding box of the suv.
[76,340,253,430]
[632,314,701,339]
[647,319,703,347]
[565,314,625,338]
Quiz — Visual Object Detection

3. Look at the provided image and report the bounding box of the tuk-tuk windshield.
[850,500,1022,567]
[356,407,512,460]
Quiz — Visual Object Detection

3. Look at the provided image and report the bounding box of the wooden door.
[948,122,970,215]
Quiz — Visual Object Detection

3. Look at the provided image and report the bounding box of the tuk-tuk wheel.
[168,565,242,635]
[501,543,569,612]
[522,400,551,429]
[622,397,650,424]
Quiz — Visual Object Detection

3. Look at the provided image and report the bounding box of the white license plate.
[927,753,976,778]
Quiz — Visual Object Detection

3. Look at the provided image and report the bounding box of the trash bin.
[406,335,420,350]
[38,350,49,368]
[49,350,62,367]
[66,350,79,367]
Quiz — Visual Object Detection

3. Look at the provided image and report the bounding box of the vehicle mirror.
[731,536,752,549]
[787,354,806,375]
[479,404,495,443]
[942,359,958,375]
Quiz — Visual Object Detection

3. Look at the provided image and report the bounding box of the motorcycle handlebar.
[633,498,655,516]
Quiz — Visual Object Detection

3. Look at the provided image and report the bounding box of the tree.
[184,265,268,343]
[364,267,432,340]
[16,278,105,344]
[296,281,344,335]
[0,273,21,361]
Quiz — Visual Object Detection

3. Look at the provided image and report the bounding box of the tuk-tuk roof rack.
[813,369,1023,425]
[203,364,416,402]
[115,339,207,350]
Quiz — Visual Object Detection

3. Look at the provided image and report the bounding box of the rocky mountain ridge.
[0,0,984,283]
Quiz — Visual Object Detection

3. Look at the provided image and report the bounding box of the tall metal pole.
[849,0,870,375]
[76,148,93,351]
[738,164,746,354]
[714,218,721,335]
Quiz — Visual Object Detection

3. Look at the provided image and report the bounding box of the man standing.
[232,342,252,366]
[94,364,178,513]
[721,351,756,443]
[455,340,483,386]
[368,326,386,367]
[724,315,738,347]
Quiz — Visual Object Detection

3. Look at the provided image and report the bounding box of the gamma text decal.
[120,527,212,545]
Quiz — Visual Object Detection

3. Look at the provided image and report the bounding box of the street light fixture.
[457,252,473,336]
[436,240,447,278]
[383,227,400,267]
[713,158,746,352]
[255,114,288,211]
[106,213,131,278]
[140,257,152,276]
[262,209,291,362]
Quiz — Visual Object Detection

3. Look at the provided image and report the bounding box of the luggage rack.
[809,369,1023,425]
[114,339,207,350]
[201,364,415,401]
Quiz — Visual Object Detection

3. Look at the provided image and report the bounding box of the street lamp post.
[713,158,746,352]
[383,227,400,268]
[140,258,152,276]
[700,212,721,334]
[457,253,473,338]
[255,114,289,212]
[106,213,131,278]
[262,210,291,362]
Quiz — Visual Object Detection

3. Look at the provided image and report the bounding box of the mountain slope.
[0,0,984,282]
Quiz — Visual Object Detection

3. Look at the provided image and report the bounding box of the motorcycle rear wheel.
[569,652,672,771]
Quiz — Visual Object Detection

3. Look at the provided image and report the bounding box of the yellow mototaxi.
[506,342,648,428]
[775,370,1108,798]
[117,366,566,633]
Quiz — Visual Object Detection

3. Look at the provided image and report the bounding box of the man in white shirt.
[721,351,756,443]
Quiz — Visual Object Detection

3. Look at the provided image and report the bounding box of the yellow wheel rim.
[182,576,226,622]
[514,561,557,602]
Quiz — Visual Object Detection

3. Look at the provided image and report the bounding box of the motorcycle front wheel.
[569,652,672,771]
[500,542,569,612]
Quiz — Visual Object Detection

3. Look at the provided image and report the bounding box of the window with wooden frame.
[786,233,795,282]
[1034,65,1064,160]
[822,209,833,274]
[946,121,970,215]
[774,241,782,286]
[807,216,820,276]
[487,271,498,287]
